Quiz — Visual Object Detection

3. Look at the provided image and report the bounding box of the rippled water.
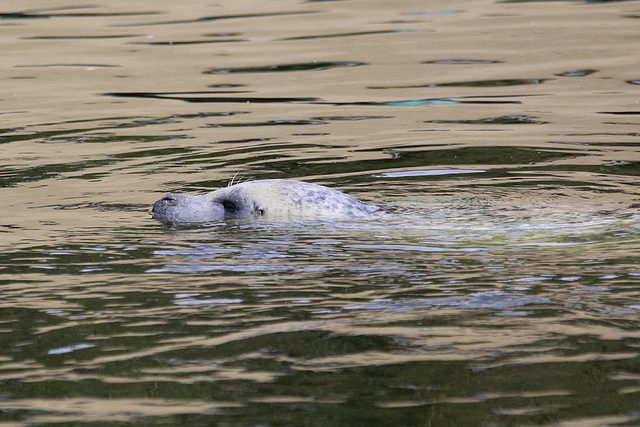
[2,0,640,425]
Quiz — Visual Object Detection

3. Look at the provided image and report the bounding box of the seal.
[151,179,379,223]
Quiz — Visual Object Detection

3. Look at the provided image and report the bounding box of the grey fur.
[151,179,379,223]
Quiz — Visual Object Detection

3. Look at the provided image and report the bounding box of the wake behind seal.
[151,179,379,223]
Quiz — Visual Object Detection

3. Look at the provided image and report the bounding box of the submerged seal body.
[151,179,379,223]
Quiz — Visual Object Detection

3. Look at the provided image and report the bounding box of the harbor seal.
[151,179,379,223]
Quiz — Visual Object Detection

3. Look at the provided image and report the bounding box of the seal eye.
[256,208,265,216]
[161,196,177,206]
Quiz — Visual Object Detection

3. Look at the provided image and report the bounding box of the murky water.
[2,0,640,425]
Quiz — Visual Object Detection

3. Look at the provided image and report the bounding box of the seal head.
[151,179,379,223]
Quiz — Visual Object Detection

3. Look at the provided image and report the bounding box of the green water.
[1,0,639,425]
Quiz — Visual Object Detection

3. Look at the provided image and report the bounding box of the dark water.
[1,0,640,425]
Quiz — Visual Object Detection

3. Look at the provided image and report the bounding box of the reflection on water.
[205,61,366,74]
[105,91,321,104]
[1,0,640,425]
[372,78,547,88]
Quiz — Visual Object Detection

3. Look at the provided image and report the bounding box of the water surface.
[1,0,640,425]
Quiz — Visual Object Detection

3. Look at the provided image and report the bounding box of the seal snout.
[150,194,179,218]
[158,195,178,207]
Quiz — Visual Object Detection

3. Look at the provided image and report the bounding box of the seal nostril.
[161,196,177,206]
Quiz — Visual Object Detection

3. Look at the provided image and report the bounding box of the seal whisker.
[228,171,241,187]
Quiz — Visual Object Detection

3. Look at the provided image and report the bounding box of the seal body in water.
[151,179,379,223]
